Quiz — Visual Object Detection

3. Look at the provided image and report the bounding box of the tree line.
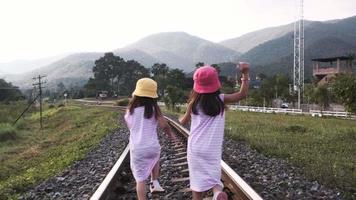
[1,52,355,113]
[0,79,23,102]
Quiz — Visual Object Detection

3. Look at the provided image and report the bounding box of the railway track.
[84,103,263,200]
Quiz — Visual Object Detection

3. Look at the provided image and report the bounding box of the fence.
[230,105,349,118]
[229,105,303,114]
[309,110,349,118]
[158,102,351,119]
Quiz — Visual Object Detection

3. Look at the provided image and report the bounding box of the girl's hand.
[178,116,185,124]
[237,62,250,74]
[179,103,192,125]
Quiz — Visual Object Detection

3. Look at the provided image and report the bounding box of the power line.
[13,94,39,126]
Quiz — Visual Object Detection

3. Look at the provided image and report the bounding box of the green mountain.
[4,15,356,89]
[5,53,103,89]
[220,21,314,53]
[0,54,68,74]
[233,16,356,78]
[116,32,240,71]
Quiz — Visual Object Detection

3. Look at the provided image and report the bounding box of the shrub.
[116,98,130,106]
[48,104,55,109]
[0,123,18,141]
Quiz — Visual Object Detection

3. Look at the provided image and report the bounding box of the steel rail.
[81,102,263,200]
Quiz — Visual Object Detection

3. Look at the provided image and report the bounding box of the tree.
[56,82,66,97]
[164,85,185,111]
[151,63,169,77]
[332,74,356,113]
[311,85,331,110]
[167,69,186,89]
[89,52,125,95]
[0,79,23,102]
[84,52,149,97]
[151,63,169,96]
[84,78,99,97]
[119,60,150,95]
[195,62,205,69]
[211,64,221,74]
[256,74,291,106]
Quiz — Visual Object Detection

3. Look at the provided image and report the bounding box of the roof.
[312,56,352,62]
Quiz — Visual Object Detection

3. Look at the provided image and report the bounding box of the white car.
[281,103,289,108]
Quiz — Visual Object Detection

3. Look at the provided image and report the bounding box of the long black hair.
[127,96,162,119]
[189,90,225,117]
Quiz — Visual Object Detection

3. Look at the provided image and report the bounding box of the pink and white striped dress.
[124,107,160,182]
[188,94,225,192]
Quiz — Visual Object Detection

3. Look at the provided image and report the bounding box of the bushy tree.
[312,85,331,110]
[252,74,292,106]
[85,52,124,96]
[0,79,23,102]
[84,53,149,97]
[164,85,185,111]
[332,75,356,113]
[119,60,150,95]
[167,69,186,89]
[56,82,66,97]
[151,63,169,97]
[195,62,205,68]
[211,64,221,74]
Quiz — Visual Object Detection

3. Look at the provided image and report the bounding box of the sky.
[0,0,356,63]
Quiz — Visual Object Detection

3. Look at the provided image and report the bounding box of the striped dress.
[124,107,160,182]
[188,94,225,192]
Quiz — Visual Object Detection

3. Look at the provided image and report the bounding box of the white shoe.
[150,184,165,193]
[212,191,228,200]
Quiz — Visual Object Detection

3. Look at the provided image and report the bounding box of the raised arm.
[224,62,250,104]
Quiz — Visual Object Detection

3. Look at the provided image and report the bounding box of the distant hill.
[114,49,160,67]
[3,16,356,89]
[220,21,314,53]
[5,53,103,89]
[115,32,240,71]
[0,54,68,74]
[238,16,356,78]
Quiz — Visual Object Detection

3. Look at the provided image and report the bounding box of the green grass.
[0,102,120,199]
[0,101,29,123]
[0,123,18,142]
[225,111,356,199]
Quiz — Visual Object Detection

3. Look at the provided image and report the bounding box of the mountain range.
[3,15,356,89]
[0,54,68,75]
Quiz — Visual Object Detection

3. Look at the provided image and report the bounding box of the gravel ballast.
[20,112,346,200]
[20,128,129,200]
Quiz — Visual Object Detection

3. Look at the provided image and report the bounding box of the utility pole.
[293,0,305,109]
[33,75,46,129]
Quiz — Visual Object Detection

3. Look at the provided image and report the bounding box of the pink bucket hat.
[193,65,221,93]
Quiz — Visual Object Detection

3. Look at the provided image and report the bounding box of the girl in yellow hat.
[124,78,176,200]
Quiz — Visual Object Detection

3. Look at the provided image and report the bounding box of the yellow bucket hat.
[132,78,158,98]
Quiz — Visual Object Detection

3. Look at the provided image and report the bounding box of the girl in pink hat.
[125,78,176,200]
[179,63,250,200]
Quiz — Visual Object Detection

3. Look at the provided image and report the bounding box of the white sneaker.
[150,184,165,193]
[212,191,228,200]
